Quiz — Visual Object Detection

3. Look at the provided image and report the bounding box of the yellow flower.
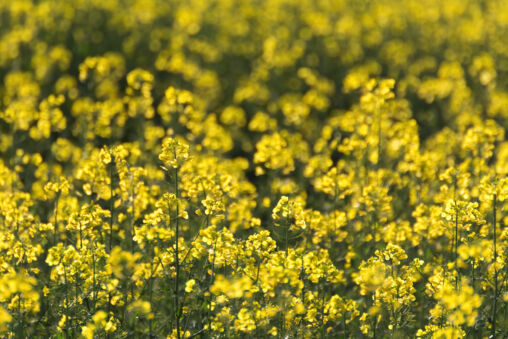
[159,137,189,169]
[185,279,196,293]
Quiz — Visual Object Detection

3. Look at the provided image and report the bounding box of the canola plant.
[0,0,507,337]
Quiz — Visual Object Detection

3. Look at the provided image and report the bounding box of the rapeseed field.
[0,0,507,337]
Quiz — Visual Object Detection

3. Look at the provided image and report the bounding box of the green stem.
[79,220,82,250]
[174,166,181,339]
[285,221,289,258]
[492,193,497,338]
[453,173,459,290]
[92,249,96,313]
[455,206,458,290]
[377,106,382,169]
[130,173,135,254]
[109,162,114,253]
[208,238,217,334]
[149,268,153,338]
[64,265,69,339]
[54,192,59,245]
[320,291,326,339]
[17,293,22,338]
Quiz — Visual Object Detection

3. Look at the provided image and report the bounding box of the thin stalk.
[455,206,458,290]
[17,293,22,338]
[207,239,217,333]
[129,172,135,253]
[149,268,153,338]
[79,220,82,250]
[377,106,382,170]
[299,252,305,330]
[92,250,96,313]
[10,126,14,193]
[147,256,161,337]
[174,166,181,339]
[453,174,458,290]
[320,292,326,339]
[280,303,285,339]
[492,193,497,338]
[54,192,59,245]
[74,277,79,337]
[64,265,69,339]
[285,222,289,258]
[129,173,135,300]
[109,162,114,253]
